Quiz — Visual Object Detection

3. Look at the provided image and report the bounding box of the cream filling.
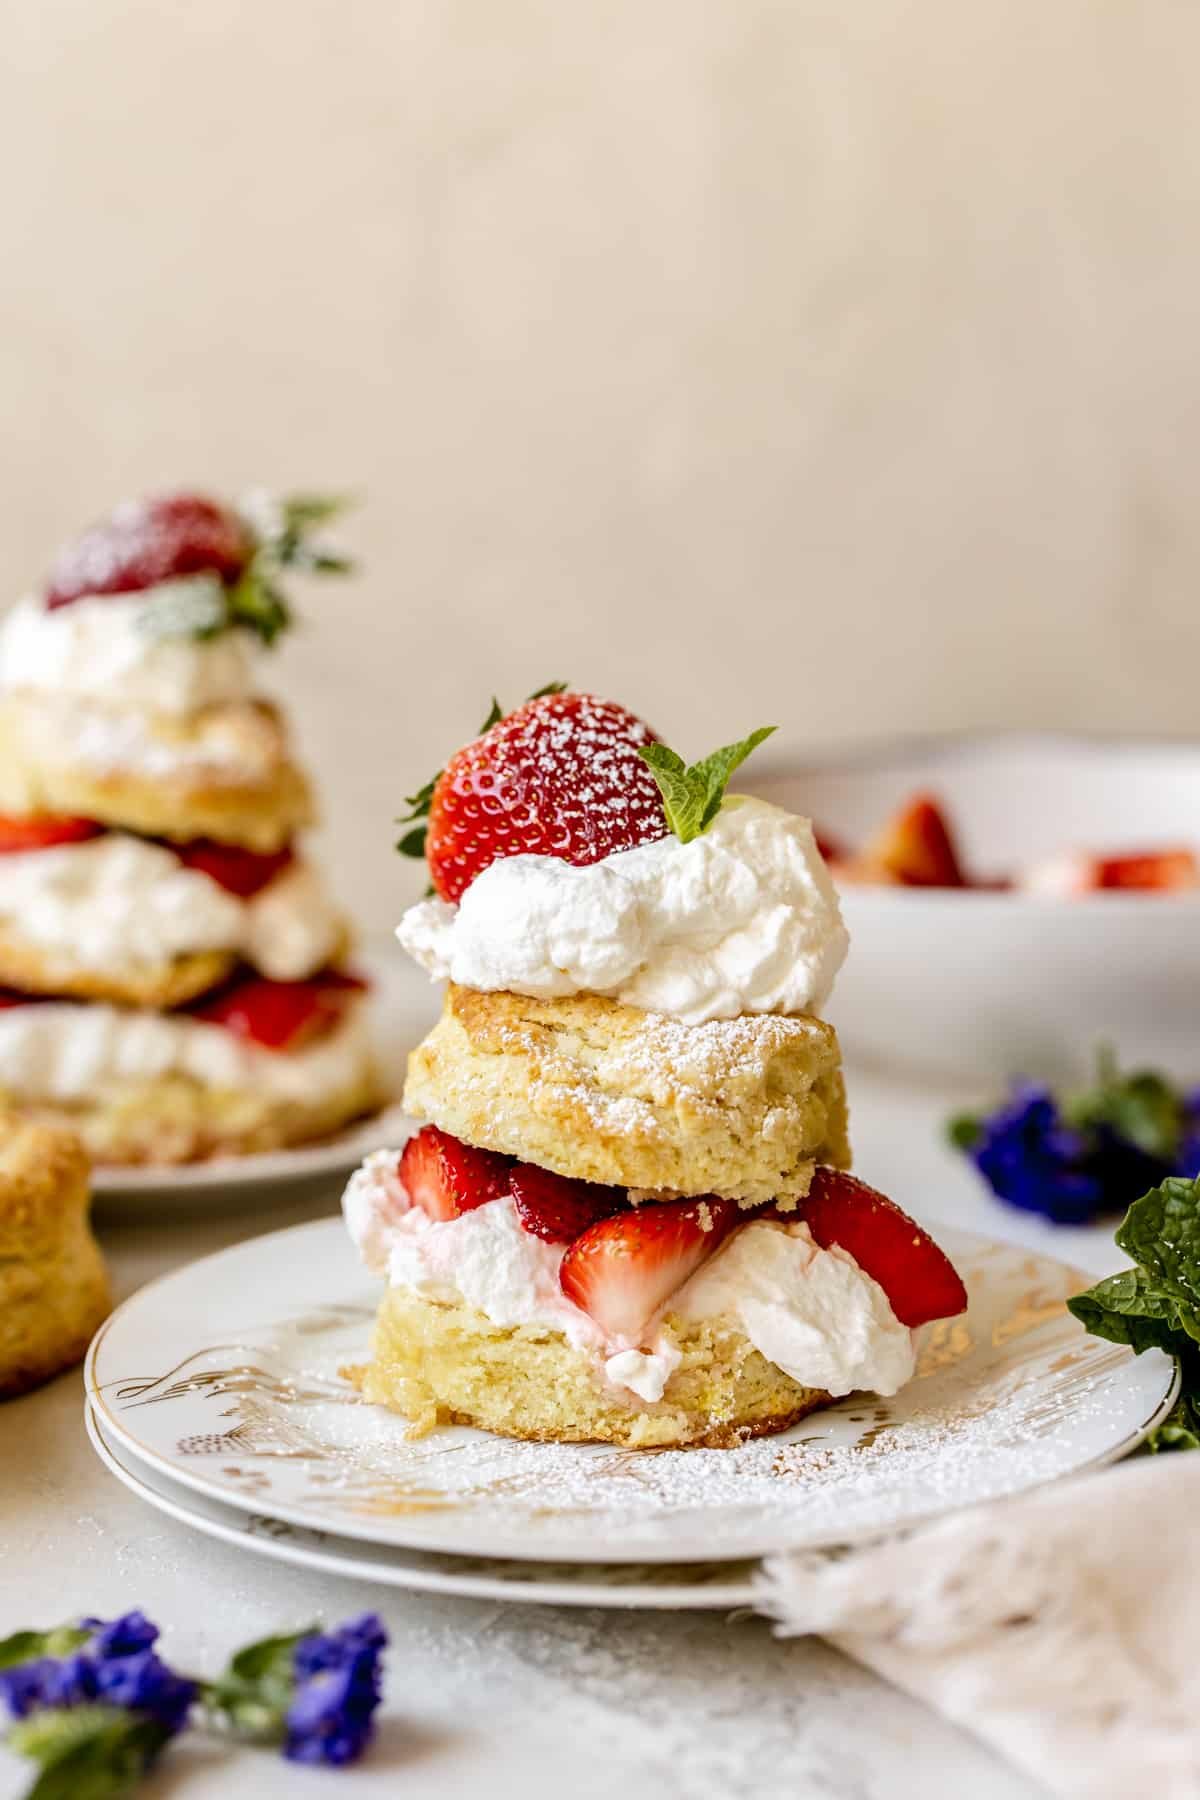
[342,1157,914,1405]
[0,1000,372,1104]
[0,835,342,981]
[0,590,260,715]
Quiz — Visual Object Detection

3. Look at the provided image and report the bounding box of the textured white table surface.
[0,1043,1117,1800]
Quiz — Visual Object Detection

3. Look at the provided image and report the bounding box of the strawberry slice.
[559,1195,740,1341]
[424,691,666,903]
[398,1125,512,1222]
[188,969,366,1051]
[798,1167,967,1328]
[510,1164,626,1244]
[1094,850,1198,892]
[172,838,294,898]
[864,793,967,887]
[45,492,252,608]
[0,814,103,853]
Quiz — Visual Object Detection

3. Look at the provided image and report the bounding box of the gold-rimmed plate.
[84,1219,1177,1565]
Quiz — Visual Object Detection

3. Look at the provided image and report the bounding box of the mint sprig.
[639,725,776,844]
[1069,1174,1200,1451]
[138,492,354,649]
[395,681,568,862]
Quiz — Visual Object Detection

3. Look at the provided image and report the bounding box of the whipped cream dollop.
[674,1220,915,1397]
[0,591,260,716]
[0,1001,373,1103]
[0,835,342,981]
[342,1154,912,1403]
[398,796,849,1025]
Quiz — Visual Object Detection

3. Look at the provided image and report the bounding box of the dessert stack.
[0,491,381,1164]
[342,688,966,1448]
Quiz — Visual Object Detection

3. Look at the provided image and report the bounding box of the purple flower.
[0,1613,195,1739]
[284,1614,386,1767]
[966,1083,1105,1224]
[0,1660,57,1720]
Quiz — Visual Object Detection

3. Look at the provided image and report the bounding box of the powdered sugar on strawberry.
[399,794,849,1025]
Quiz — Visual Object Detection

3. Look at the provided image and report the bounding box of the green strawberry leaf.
[639,726,776,844]
[396,682,572,863]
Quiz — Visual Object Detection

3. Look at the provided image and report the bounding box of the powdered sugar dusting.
[92,1225,1178,1564]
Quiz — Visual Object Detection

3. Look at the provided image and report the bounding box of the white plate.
[85,1405,760,1610]
[91,951,433,1213]
[85,1217,1176,1562]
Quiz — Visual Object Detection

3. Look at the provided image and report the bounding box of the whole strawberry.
[411,690,669,904]
[46,493,252,608]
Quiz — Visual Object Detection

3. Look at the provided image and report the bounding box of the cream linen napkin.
[758,1454,1200,1799]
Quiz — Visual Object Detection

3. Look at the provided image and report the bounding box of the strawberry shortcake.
[0,491,382,1163]
[342,688,966,1447]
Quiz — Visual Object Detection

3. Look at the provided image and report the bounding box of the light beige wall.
[3,1,1199,932]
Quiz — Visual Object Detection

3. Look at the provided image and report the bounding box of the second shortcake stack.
[342,689,966,1448]
[0,490,381,1164]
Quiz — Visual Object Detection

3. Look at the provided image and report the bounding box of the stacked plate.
[84,1218,1176,1610]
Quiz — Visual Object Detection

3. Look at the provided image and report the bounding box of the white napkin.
[758,1455,1200,1799]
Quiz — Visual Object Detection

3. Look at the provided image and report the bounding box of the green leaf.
[640,726,776,844]
[225,570,292,647]
[0,1626,91,1672]
[227,1627,314,1684]
[395,825,428,858]
[10,1711,171,1800]
[479,697,504,732]
[1115,1177,1200,1339]
[1067,1269,1189,1355]
[527,680,568,700]
[1063,1053,1185,1162]
[946,1113,982,1152]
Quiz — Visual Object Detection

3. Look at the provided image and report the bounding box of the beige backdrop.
[3,1,1199,934]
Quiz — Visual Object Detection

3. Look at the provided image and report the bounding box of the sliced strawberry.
[172,838,294,898]
[425,690,666,903]
[797,1167,967,1328]
[1095,850,1198,892]
[398,1125,512,1222]
[560,1195,740,1341]
[45,493,252,608]
[0,989,38,1009]
[510,1164,626,1244]
[0,814,104,853]
[188,969,366,1051]
[864,793,967,888]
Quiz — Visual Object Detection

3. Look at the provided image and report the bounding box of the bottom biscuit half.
[4,1063,385,1166]
[343,1287,832,1449]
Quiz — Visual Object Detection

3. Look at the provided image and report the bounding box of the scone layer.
[346,1286,831,1448]
[404,985,850,1207]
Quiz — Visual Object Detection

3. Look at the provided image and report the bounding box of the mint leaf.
[1069,1175,1200,1453]
[640,726,776,844]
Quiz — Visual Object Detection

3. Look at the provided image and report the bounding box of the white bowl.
[747,734,1200,1086]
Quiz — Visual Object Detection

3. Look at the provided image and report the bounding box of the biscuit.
[346,1287,831,1448]
[0,694,312,851]
[3,1042,386,1166]
[403,985,850,1207]
[0,1118,111,1398]
[0,928,237,1009]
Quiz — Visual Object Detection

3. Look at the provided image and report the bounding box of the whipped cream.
[342,1156,912,1403]
[0,1000,372,1104]
[398,795,848,1025]
[674,1220,915,1397]
[0,835,342,981]
[0,591,260,716]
